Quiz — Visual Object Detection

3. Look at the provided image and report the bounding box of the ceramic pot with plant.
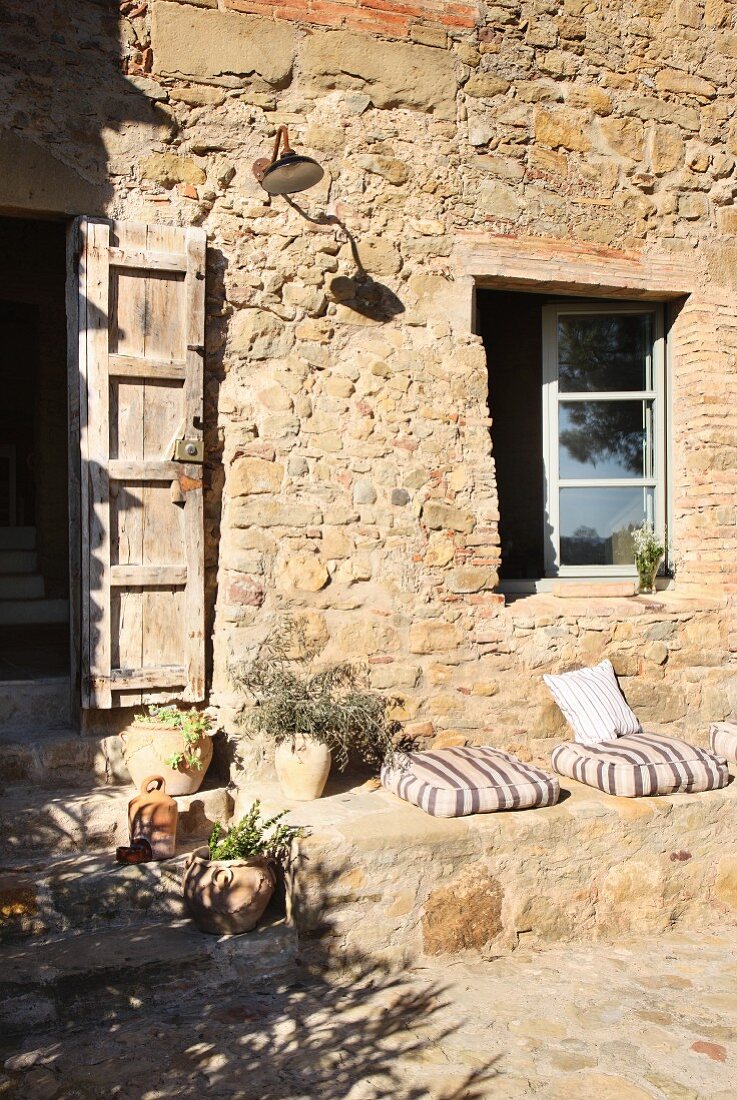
[121,706,214,796]
[183,800,302,935]
[632,522,665,594]
[231,618,401,802]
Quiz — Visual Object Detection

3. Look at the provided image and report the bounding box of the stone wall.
[237,774,737,967]
[2,1,737,748]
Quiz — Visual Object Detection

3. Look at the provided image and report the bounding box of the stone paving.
[2,929,736,1099]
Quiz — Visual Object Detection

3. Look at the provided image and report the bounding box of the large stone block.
[715,856,737,909]
[409,621,462,654]
[230,310,294,360]
[422,865,503,954]
[277,554,329,592]
[535,108,591,152]
[0,132,107,216]
[229,457,284,496]
[300,30,457,118]
[140,152,205,188]
[422,501,475,533]
[152,3,295,86]
[230,500,322,528]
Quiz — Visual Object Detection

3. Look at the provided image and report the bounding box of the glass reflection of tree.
[558,316,648,475]
[560,402,643,473]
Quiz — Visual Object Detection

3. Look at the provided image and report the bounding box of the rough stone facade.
[3,0,737,753]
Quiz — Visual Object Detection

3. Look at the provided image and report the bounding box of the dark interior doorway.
[478,289,546,581]
[0,217,69,679]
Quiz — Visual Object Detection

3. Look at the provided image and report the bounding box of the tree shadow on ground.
[3,957,500,1099]
[2,849,502,1099]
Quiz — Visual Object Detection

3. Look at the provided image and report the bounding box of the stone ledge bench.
[234,771,737,970]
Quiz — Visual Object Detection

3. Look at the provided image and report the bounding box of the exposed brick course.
[223,0,479,39]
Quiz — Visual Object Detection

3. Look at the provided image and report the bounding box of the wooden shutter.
[76,218,206,709]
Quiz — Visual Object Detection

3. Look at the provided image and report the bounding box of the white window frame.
[542,302,667,578]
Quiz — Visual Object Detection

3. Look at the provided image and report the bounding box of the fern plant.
[230,618,405,771]
[135,705,212,770]
[208,800,303,863]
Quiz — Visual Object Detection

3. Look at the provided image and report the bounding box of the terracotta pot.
[182,845,277,935]
[121,723,213,796]
[128,775,178,861]
[274,736,331,801]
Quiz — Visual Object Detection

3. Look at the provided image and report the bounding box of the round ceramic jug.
[274,736,331,801]
[121,724,213,796]
[127,775,178,860]
[182,846,278,935]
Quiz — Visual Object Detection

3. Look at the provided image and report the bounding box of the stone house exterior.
[2,0,737,762]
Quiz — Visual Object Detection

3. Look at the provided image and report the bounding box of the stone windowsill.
[502,585,728,617]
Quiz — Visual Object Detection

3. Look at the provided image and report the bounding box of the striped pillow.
[710,722,737,763]
[551,731,728,797]
[544,659,640,746]
[381,745,560,817]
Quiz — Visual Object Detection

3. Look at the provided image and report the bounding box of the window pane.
[559,486,654,566]
[559,401,652,479]
[558,313,653,393]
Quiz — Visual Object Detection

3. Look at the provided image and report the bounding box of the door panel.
[75,217,206,708]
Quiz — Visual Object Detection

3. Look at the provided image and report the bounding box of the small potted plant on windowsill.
[183,800,303,935]
[632,522,665,595]
[121,706,215,797]
[231,620,401,801]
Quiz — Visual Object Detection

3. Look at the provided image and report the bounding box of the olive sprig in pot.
[231,619,403,800]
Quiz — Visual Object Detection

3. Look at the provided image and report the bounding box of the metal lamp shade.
[260,151,324,196]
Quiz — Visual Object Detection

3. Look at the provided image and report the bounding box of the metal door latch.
[173,438,204,464]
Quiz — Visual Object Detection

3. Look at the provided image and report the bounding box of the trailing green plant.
[632,522,665,580]
[208,800,303,863]
[230,618,406,771]
[135,705,212,771]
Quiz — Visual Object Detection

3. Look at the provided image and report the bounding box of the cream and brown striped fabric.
[544,659,641,746]
[710,722,737,763]
[552,731,728,797]
[381,745,560,818]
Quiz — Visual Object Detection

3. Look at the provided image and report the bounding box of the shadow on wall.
[286,197,405,322]
[0,1,173,218]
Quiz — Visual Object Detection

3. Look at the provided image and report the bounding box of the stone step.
[0,550,38,574]
[0,783,233,861]
[0,848,192,944]
[0,597,68,625]
[0,678,70,734]
[0,528,35,551]
[0,573,44,599]
[0,728,129,788]
[0,917,296,1039]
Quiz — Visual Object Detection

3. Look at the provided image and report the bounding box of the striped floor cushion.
[551,731,729,797]
[380,745,560,818]
[710,722,737,763]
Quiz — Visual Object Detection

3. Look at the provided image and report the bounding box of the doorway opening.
[0,217,69,680]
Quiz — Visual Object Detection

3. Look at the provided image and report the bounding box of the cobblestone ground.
[3,930,736,1099]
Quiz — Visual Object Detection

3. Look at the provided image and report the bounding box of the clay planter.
[128,775,178,861]
[183,845,278,935]
[274,736,331,801]
[121,723,213,797]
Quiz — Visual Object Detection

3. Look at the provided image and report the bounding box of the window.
[542,304,667,577]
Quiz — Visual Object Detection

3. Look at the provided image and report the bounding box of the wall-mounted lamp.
[252,125,325,196]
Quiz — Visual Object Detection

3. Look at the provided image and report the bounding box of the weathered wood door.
[74,218,206,708]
